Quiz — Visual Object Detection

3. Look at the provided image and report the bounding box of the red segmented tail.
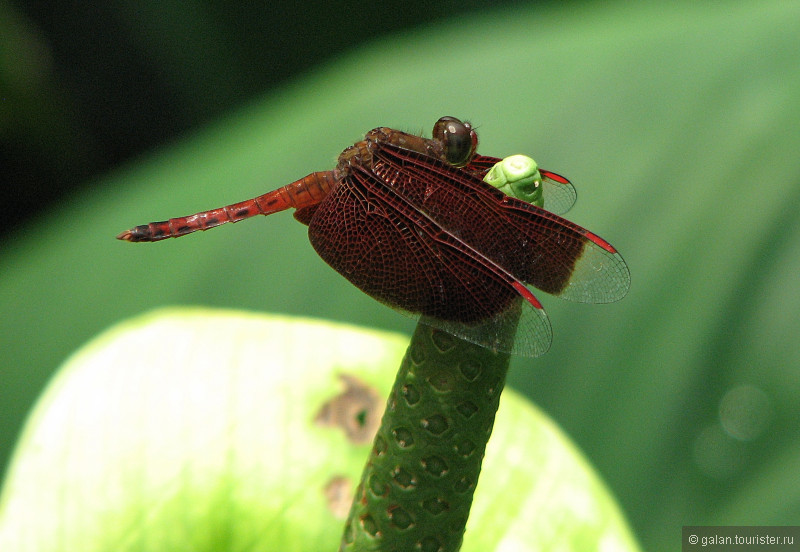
[117,171,337,242]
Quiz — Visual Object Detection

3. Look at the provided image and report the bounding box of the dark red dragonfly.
[118,117,629,356]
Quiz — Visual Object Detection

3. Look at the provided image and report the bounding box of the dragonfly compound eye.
[433,116,478,168]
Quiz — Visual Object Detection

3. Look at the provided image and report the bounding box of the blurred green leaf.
[1,1,799,550]
[0,309,640,551]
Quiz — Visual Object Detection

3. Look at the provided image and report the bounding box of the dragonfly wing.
[293,204,319,225]
[497,199,630,304]
[540,170,577,215]
[420,295,551,358]
[307,167,552,357]
[465,155,501,177]
[376,143,630,305]
[469,156,576,215]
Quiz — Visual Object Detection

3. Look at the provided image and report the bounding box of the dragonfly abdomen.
[117,171,337,242]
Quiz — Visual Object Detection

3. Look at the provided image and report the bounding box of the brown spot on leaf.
[315,373,382,444]
[323,475,354,519]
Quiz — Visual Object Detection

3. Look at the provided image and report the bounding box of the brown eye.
[432,116,478,167]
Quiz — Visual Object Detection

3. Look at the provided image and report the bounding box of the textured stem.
[339,309,518,552]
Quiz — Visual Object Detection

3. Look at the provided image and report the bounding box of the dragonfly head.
[433,116,479,168]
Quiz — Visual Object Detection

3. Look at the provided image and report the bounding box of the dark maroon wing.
[465,154,497,176]
[378,144,630,305]
[306,163,552,357]
[468,154,577,216]
[293,205,319,225]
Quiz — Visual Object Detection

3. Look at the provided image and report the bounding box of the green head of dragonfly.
[483,154,544,207]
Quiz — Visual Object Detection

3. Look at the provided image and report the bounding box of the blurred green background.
[2,1,799,550]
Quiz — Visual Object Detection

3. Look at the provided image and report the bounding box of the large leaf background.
[1,1,798,549]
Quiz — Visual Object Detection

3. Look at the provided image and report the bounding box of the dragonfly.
[118,117,630,357]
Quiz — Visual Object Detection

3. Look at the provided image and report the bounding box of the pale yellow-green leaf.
[0,310,640,552]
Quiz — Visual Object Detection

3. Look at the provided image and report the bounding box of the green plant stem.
[339,310,518,552]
